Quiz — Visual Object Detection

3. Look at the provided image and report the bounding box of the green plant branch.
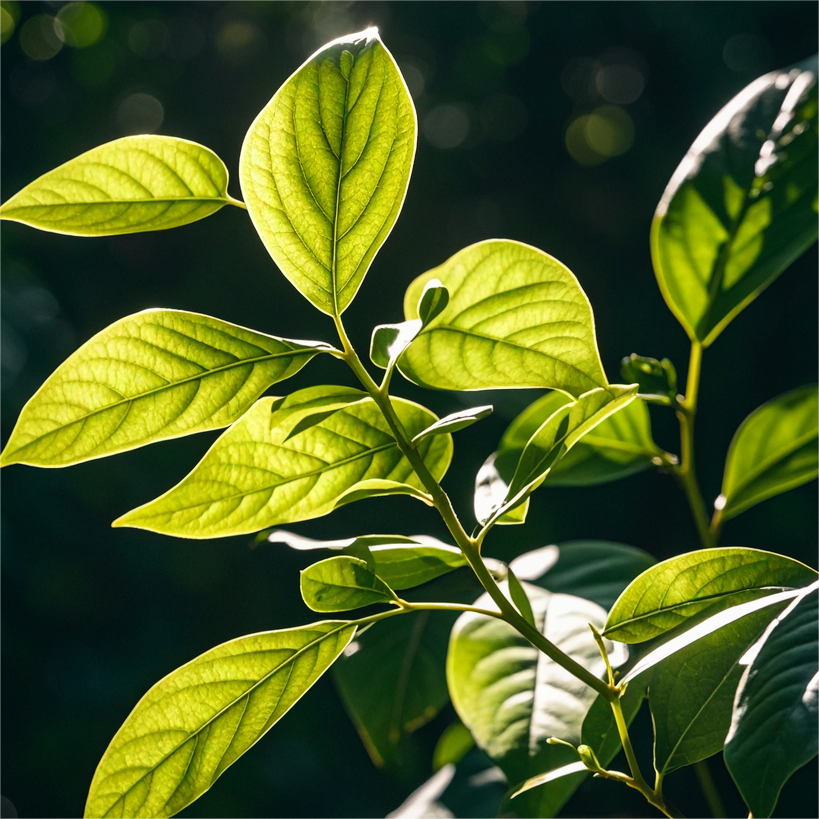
[693,759,727,818]
[332,313,613,702]
[226,195,248,210]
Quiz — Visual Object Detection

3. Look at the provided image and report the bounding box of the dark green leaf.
[652,57,818,346]
[718,384,818,521]
[0,136,235,235]
[334,610,454,768]
[605,547,817,643]
[507,567,535,626]
[412,405,493,444]
[725,582,819,818]
[85,621,356,818]
[510,540,656,611]
[239,29,416,316]
[300,556,398,612]
[620,354,678,401]
[417,278,449,325]
[113,387,452,537]
[0,310,329,467]
[399,240,609,396]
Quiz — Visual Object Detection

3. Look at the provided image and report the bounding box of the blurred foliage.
[1,2,816,817]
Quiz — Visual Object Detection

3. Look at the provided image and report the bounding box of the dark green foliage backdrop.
[1,3,816,817]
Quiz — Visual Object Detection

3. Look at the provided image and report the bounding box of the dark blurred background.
[1,2,816,817]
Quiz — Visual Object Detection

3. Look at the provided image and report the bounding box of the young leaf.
[507,567,535,626]
[239,29,416,316]
[652,56,818,346]
[334,609,455,768]
[605,547,818,643]
[300,556,398,612]
[447,584,614,815]
[417,279,449,325]
[113,389,452,538]
[433,721,475,771]
[398,240,609,396]
[649,602,789,775]
[717,384,818,521]
[497,392,661,488]
[84,621,356,819]
[411,405,493,444]
[510,540,656,611]
[620,354,678,402]
[0,310,329,467]
[1,136,236,235]
[724,582,819,818]
[370,320,423,370]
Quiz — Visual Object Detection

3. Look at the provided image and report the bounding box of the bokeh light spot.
[216,20,266,65]
[19,15,62,61]
[117,92,164,134]
[423,104,470,150]
[585,105,634,157]
[1,1,20,45]
[128,19,168,59]
[723,33,772,75]
[596,64,644,105]
[55,3,107,49]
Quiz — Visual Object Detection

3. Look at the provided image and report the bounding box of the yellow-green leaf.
[0,310,328,467]
[399,240,608,396]
[1,136,235,235]
[300,556,398,612]
[239,28,416,316]
[84,621,355,818]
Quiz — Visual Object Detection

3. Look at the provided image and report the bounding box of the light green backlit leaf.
[113,387,452,538]
[412,405,493,444]
[84,621,355,818]
[1,136,235,235]
[652,56,818,346]
[718,385,818,521]
[239,29,416,316]
[300,556,398,612]
[725,582,819,818]
[0,310,328,467]
[398,240,609,396]
[497,392,660,488]
[605,547,817,643]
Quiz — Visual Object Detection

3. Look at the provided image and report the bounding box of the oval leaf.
[0,310,329,467]
[652,57,818,346]
[412,405,493,444]
[718,384,818,521]
[335,610,455,768]
[300,556,398,612]
[724,582,819,818]
[239,29,416,316]
[113,387,452,538]
[398,240,609,396]
[498,392,661,488]
[605,547,817,643]
[84,621,356,818]
[1,136,235,235]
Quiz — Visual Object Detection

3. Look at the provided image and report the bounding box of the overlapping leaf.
[398,240,609,396]
[85,621,356,818]
[496,392,660,488]
[725,582,819,818]
[1,136,235,235]
[605,547,817,643]
[300,556,398,612]
[240,29,416,316]
[113,387,452,537]
[0,310,328,467]
[652,56,818,345]
[718,384,818,521]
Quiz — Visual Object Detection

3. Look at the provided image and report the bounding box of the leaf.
[334,609,455,769]
[370,320,422,370]
[500,385,638,517]
[433,720,475,771]
[447,583,615,816]
[300,556,398,612]
[412,405,493,444]
[507,567,536,626]
[113,387,452,538]
[605,547,818,643]
[84,621,356,818]
[417,278,449,325]
[239,29,416,316]
[510,540,656,611]
[717,384,818,521]
[398,239,609,396]
[0,310,330,467]
[649,601,789,775]
[651,56,818,346]
[725,582,819,818]
[496,389,657,489]
[620,354,678,402]
[1,136,235,235]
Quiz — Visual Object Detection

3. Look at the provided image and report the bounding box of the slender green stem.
[226,195,248,210]
[396,600,501,619]
[611,695,651,793]
[693,759,727,818]
[674,342,717,549]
